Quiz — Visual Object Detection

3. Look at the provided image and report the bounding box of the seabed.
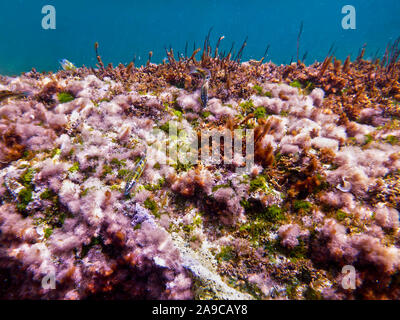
[0,40,400,299]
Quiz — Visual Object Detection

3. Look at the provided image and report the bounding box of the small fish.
[190,67,211,108]
[59,59,77,71]
[124,154,147,197]
[190,66,210,79]
[200,78,209,108]
[0,90,30,103]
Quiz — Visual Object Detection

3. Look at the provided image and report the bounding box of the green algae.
[385,135,399,145]
[57,92,75,103]
[110,185,121,192]
[67,148,75,158]
[336,209,348,221]
[239,219,271,247]
[68,162,80,173]
[72,135,84,145]
[17,188,32,212]
[239,200,285,248]
[20,168,35,187]
[16,168,36,213]
[242,200,284,222]
[254,106,266,119]
[144,178,165,191]
[144,198,159,217]
[264,91,273,98]
[216,246,235,262]
[253,84,264,95]
[293,200,312,213]
[193,214,203,227]
[253,84,272,98]
[290,80,303,89]
[153,162,161,170]
[101,164,112,178]
[117,168,130,178]
[285,282,298,299]
[189,235,200,243]
[50,148,61,158]
[239,100,255,114]
[363,134,374,146]
[263,205,285,222]
[231,279,264,300]
[14,168,67,230]
[173,109,183,119]
[159,121,175,134]
[173,159,193,173]
[80,236,102,258]
[21,150,37,161]
[44,227,53,239]
[290,80,315,95]
[201,111,212,118]
[315,174,329,192]
[110,158,126,167]
[35,191,70,232]
[212,183,231,192]
[275,238,308,262]
[249,175,267,192]
[81,188,90,198]
[304,81,315,93]
[182,223,194,234]
[180,213,203,236]
[249,175,276,194]
[40,188,54,200]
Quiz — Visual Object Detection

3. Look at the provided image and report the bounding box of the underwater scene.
[0,0,400,301]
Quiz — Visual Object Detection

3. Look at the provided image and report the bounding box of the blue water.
[0,0,399,75]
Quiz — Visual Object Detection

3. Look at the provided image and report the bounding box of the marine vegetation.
[0,35,400,300]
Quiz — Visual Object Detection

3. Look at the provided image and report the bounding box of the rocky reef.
[0,42,400,299]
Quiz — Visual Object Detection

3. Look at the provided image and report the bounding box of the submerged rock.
[0,54,400,300]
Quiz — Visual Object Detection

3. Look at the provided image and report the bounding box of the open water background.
[0,0,399,75]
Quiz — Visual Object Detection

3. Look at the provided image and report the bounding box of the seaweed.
[57,92,75,104]
[68,162,80,173]
[293,200,312,213]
